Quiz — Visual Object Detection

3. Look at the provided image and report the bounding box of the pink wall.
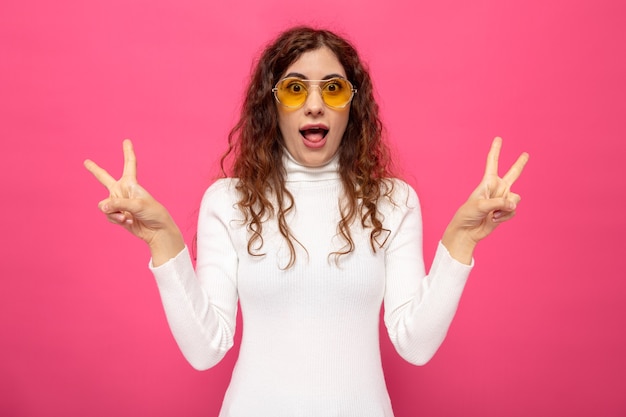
[1,0,624,416]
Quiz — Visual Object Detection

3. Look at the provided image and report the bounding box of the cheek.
[335,111,350,138]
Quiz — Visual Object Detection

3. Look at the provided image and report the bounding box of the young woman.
[85,26,528,416]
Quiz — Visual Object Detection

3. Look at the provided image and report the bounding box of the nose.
[303,84,325,116]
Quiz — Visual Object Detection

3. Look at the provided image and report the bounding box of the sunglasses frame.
[272,77,357,109]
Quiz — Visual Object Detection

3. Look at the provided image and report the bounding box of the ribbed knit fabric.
[150,151,472,417]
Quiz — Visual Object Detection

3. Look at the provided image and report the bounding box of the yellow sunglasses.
[272,77,357,109]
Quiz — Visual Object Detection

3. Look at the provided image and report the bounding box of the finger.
[122,139,137,180]
[493,195,520,218]
[476,196,516,215]
[99,197,144,215]
[493,210,516,223]
[84,159,116,190]
[484,137,503,178]
[506,192,521,207]
[502,152,530,186]
[106,212,128,224]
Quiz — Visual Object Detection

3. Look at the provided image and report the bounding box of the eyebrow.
[283,72,346,80]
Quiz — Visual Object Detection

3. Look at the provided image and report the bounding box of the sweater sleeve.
[383,181,472,365]
[149,180,239,370]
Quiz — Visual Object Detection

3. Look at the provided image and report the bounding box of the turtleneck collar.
[283,149,341,182]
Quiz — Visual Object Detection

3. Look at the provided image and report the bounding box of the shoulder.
[203,178,239,196]
[379,178,420,213]
[200,178,241,214]
[376,179,423,248]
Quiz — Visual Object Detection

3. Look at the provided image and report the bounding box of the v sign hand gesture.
[84,140,185,266]
[442,137,529,265]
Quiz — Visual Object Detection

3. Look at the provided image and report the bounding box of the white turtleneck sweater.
[150,152,472,417]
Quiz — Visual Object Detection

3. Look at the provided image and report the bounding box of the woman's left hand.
[442,137,529,264]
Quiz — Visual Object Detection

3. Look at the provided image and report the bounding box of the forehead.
[283,46,346,79]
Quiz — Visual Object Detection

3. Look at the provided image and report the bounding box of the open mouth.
[299,127,329,143]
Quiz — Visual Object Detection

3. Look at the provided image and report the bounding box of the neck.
[283,149,341,182]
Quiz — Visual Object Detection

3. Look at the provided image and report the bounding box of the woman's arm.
[384,137,528,364]
[383,183,472,365]
[85,140,238,370]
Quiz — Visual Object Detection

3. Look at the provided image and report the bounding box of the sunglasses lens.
[274,78,354,108]
[275,78,308,108]
[320,79,353,108]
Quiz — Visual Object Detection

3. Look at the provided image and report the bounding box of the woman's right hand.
[84,139,185,264]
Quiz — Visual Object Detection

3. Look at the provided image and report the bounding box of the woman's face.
[276,47,351,167]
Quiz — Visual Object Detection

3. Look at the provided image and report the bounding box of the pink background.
[1,0,625,416]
